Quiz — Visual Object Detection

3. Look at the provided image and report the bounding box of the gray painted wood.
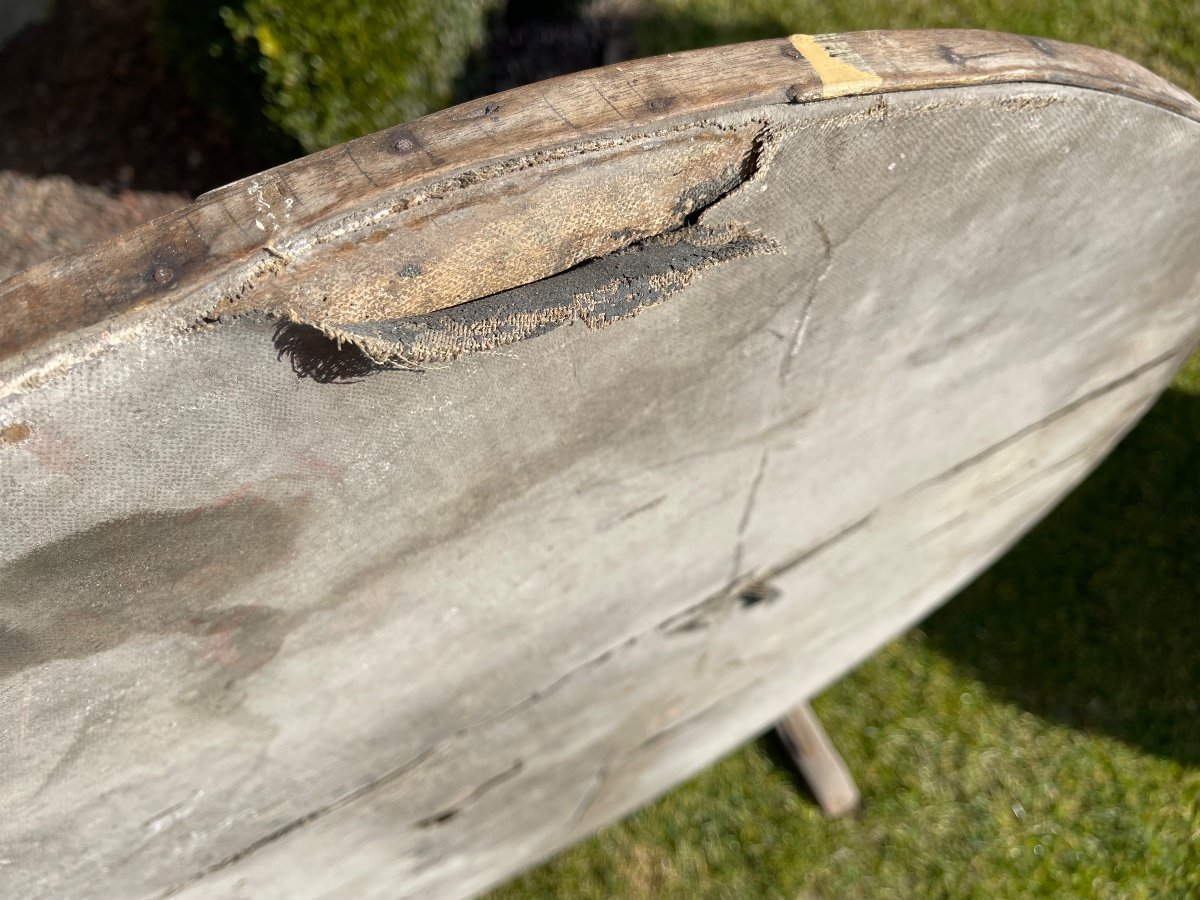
[1,46,1199,900]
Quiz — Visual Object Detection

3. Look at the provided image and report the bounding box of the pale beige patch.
[789,34,884,99]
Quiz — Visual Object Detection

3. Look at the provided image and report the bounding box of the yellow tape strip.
[789,34,884,99]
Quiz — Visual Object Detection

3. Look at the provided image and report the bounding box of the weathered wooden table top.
[1,29,1199,899]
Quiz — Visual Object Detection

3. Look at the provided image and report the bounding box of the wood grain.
[2,30,1200,900]
[1,29,1197,376]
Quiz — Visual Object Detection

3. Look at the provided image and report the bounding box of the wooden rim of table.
[1,28,1197,373]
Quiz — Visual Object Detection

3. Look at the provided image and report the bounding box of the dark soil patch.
[0,0,281,197]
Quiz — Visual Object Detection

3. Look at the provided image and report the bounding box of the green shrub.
[155,0,502,154]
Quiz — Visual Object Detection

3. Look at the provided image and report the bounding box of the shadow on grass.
[921,387,1200,766]
[0,0,288,195]
[456,0,609,102]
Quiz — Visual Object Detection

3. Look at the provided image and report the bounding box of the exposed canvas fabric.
[2,34,1199,898]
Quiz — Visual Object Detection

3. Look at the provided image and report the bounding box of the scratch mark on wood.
[731,449,770,581]
[614,495,667,526]
[542,93,581,130]
[590,82,627,120]
[623,79,648,103]
[457,102,501,122]
[918,440,1106,542]
[161,746,438,895]
[154,344,1178,888]
[568,763,611,831]
[413,761,524,828]
[778,220,833,386]
[344,146,381,189]
[902,345,1184,498]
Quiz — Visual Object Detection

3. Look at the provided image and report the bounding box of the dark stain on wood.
[0,494,306,681]
[383,125,443,166]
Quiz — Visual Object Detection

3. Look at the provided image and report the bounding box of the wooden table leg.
[776,701,862,818]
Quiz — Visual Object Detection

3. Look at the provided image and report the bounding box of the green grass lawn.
[490,3,1200,896]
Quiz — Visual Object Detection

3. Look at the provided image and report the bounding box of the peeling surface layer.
[332,224,777,365]
[215,124,764,327]
[1,29,1198,375]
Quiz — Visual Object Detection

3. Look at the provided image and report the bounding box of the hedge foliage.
[155,0,502,154]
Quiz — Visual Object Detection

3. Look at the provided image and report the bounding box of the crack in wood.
[413,761,525,829]
[159,746,438,897]
[156,346,1184,895]
[900,345,1185,499]
[778,219,833,386]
